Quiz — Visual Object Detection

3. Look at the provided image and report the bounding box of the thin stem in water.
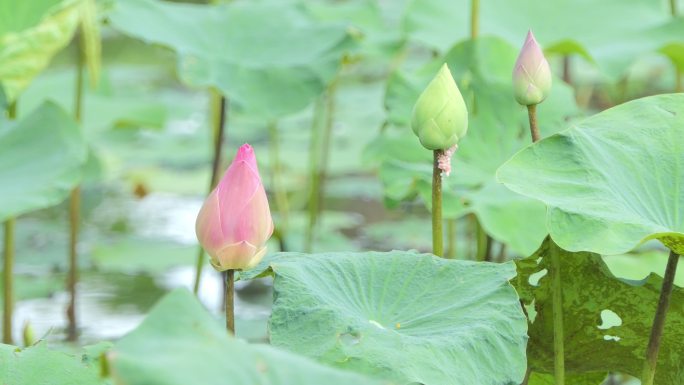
[550,241,565,385]
[66,187,81,341]
[527,104,540,142]
[268,121,289,250]
[445,218,456,259]
[193,90,227,295]
[470,0,480,39]
[3,102,17,345]
[316,82,337,227]
[305,80,339,252]
[562,56,572,85]
[670,0,678,16]
[66,32,85,342]
[305,95,327,252]
[641,250,680,385]
[3,218,15,345]
[432,150,444,257]
[475,219,488,262]
[225,269,235,334]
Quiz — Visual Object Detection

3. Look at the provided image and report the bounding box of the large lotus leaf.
[0,0,81,104]
[465,182,547,256]
[0,342,104,385]
[498,94,684,255]
[371,37,577,254]
[515,238,684,384]
[304,0,404,59]
[109,0,354,120]
[402,0,684,77]
[20,68,169,136]
[241,251,528,385]
[108,289,384,385]
[603,248,684,287]
[0,102,87,222]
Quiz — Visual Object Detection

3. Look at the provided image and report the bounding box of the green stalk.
[3,102,17,345]
[66,32,85,342]
[562,56,572,85]
[66,187,80,341]
[445,219,456,259]
[470,0,480,39]
[316,82,338,231]
[475,217,492,262]
[641,250,680,385]
[496,243,507,263]
[305,79,339,252]
[526,104,540,142]
[305,79,337,252]
[549,241,565,385]
[3,218,15,345]
[670,0,677,16]
[268,121,289,250]
[432,150,444,257]
[225,269,235,334]
[193,90,227,295]
[529,104,565,384]
[304,95,327,252]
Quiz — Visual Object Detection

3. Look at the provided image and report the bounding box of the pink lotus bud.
[195,144,274,271]
[512,30,552,106]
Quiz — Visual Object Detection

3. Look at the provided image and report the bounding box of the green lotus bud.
[512,30,552,106]
[411,64,468,151]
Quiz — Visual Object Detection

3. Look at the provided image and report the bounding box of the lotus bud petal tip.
[513,30,552,106]
[195,143,274,271]
[411,63,468,151]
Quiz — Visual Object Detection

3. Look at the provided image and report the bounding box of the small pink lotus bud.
[195,144,274,271]
[512,30,552,106]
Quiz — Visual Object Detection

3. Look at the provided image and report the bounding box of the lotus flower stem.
[193,90,227,295]
[3,102,17,345]
[475,220,487,261]
[526,104,540,142]
[445,219,456,258]
[470,0,479,39]
[549,241,565,385]
[317,82,337,233]
[268,121,289,249]
[225,269,235,334]
[66,32,85,342]
[2,218,15,345]
[528,105,565,385]
[66,186,81,342]
[670,0,678,16]
[306,79,338,252]
[496,243,507,263]
[305,97,324,252]
[432,150,444,257]
[641,250,680,385]
[562,56,572,85]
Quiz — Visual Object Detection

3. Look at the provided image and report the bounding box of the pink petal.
[212,241,259,271]
[233,143,259,173]
[231,182,273,246]
[195,189,225,258]
[216,160,261,237]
